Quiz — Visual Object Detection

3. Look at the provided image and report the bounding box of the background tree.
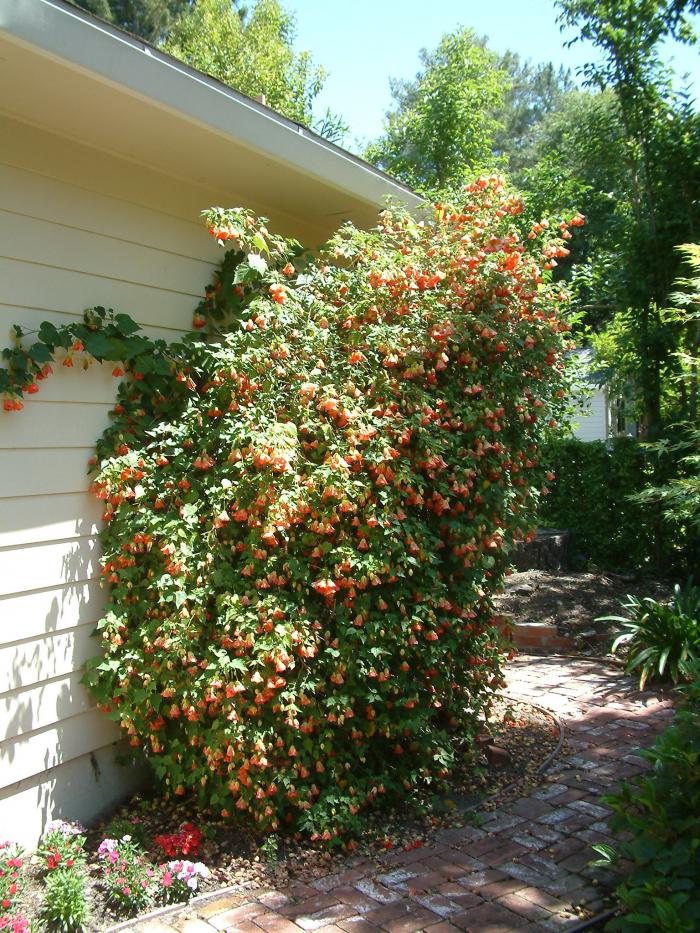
[553,0,700,434]
[75,0,346,141]
[493,54,574,175]
[74,0,189,43]
[164,0,325,126]
[364,28,508,192]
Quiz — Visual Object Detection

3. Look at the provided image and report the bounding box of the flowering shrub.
[76,178,573,842]
[38,821,87,872]
[159,860,210,902]
[0,178,574,842]
[97,837,155,913]
[0,844,24,913]
[153,823,203,858]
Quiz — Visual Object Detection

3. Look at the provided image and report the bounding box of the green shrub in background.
[593,666,700,932]
[540,436,681,570]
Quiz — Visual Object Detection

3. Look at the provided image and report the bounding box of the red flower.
[312,579,338,597]
[269,284,287,304]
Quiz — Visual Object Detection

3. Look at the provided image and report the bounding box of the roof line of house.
[1,0,422,212]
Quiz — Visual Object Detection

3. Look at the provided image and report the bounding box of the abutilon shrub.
[79,177,575,842]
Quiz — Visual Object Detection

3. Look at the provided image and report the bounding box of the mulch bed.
[494,569,668,654]
[15,697,560,931]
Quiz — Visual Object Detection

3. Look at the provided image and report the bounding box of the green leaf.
[28,343,53,363]
[83,333,113,358]
[38,321,60,344]
[114,314,140,335]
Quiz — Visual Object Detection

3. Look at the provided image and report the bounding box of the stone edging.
[107,883,256,932]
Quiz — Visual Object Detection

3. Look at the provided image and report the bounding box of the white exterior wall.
[572,387,610,443]
[0,115,319,847]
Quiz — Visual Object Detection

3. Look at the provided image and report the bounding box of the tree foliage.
[164,0,326,126]
[551,0,700,434]
[493,54,575,176]
[75,0,345,140]
[74,0,189,43]
[365,29,508,192]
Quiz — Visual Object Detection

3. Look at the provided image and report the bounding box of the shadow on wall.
[0,519,148,846]
[0,739,151,849]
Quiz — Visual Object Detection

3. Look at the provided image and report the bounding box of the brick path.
[129,657,674,933]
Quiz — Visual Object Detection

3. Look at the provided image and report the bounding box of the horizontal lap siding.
[573,389,609,442]
[0,116,225,844]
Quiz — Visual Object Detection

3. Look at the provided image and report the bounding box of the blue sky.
[284,0,700,148]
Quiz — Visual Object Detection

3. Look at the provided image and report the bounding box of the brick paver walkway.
[129,657,674,933]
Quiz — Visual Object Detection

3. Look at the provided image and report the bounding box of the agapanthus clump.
[84,179,575,842]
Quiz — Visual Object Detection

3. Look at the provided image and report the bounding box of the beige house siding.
[0,114,328,847]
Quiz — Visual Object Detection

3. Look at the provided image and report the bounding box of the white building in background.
[569,348,636,442]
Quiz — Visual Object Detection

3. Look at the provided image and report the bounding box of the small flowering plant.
[38,820,87,872]
[0,914,31,933]
[97,837,155,913]
[0,843,24,913]
[159,860,210,903]
[153,823,203,858]
[102,816,150,850]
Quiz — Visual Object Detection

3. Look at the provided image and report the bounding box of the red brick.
[482,841,528,867]
[280,895,340,920]
[518,888,571,913]
[362,903,412,926]
[434,885,481,911]
[337,919,383,933]
[296,904,357,930]
[254,912,303,933]
[478,878,525,899]
[331,886,383,914]
[457,869,508,890]
[208,904,265,930]
[221,922,261,933]
[451,901,529,931]
[381,907,443,933]
[402,871,445,893]
[495,892,553,921]
[198,896,255,920]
